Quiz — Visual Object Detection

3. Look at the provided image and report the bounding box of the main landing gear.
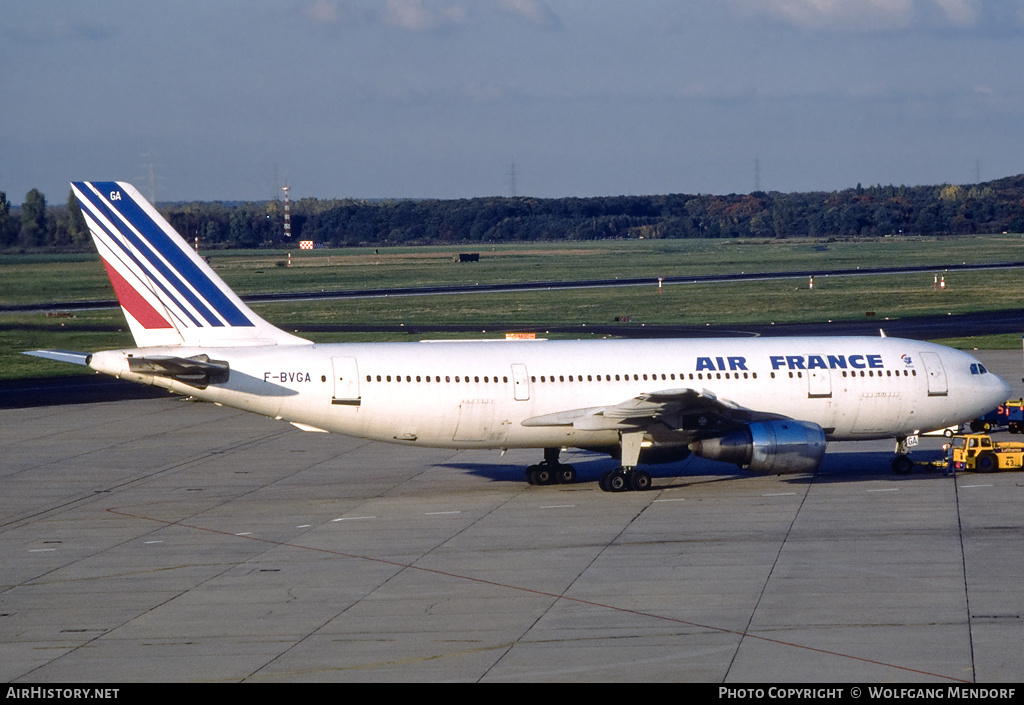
[525,447,577,485]
[526,432,655,491]
[599,467,652,492]
[599,429,651,492]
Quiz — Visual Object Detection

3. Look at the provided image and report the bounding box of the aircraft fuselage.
[89,335,1006,458]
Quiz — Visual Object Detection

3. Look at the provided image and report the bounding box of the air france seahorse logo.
[901,354,913,367]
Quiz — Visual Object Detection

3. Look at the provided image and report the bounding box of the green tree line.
[4,174,1024,252]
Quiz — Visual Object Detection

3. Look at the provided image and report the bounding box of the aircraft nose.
[994,374,1012,402]
[981,370,1013,412]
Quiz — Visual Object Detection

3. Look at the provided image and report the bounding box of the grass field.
[3,235,1023,380]
[3,234,1024,304]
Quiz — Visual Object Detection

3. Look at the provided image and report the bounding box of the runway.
[1,351,1022,683]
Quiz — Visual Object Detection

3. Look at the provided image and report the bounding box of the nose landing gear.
[892,436,915,474]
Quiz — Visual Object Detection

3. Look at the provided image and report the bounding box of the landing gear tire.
[526,448,578,487]
[629,470,652,491]
[526,462,576,486]
[555,465,577,484]
[891,455,914,475]
[604,469,629,492]
[526,465,554,485]
[599,468,651,492]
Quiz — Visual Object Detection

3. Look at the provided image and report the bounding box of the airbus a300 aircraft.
[27,182,1011,491]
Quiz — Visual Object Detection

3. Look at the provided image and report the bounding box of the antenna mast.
[141,151,158,203]
[282,184,292,239]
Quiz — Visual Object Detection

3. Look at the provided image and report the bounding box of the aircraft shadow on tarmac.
[0,376,167,409]
[444,448,964,489]
[3,380,988,487]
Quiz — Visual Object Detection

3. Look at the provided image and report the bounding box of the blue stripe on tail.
[74,184,203,328]
[76,182,254,328]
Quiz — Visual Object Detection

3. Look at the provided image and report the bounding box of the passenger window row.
[367,374,508,383]
[363,371,759,384]
[770,369,917,379]
[364,368,915,384]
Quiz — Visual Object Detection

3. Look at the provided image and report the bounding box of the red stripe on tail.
[102,260,174,329]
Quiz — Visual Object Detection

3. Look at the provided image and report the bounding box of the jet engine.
[688,420,827,474]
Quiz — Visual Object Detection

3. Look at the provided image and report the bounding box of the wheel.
[629,469,652,491]
[556,465,577,484]
[892,455,914,474]
[976,451,998,473]
[605,469,629,492]
[527,465,554,485]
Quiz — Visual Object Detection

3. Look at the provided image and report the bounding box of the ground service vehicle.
[970,399,1024,434]
[950,433,1024,472]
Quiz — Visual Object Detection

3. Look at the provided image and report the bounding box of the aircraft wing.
[522,387,785,436]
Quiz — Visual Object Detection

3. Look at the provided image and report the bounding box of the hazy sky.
[4,0,1024,203]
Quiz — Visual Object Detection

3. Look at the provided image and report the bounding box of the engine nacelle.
[688,420,827,474]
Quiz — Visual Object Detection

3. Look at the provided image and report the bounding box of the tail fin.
[71,181,309,348]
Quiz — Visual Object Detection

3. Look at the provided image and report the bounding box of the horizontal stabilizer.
[22,350,92,366]
[126,354,229,389]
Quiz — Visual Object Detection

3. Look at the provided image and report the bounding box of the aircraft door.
[511,363,530,401]
[807,364,832,398]
[920,352,948,397]
[331,356,361,405]
[453,400,498,442]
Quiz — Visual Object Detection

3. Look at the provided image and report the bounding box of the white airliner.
[27,182,1011,491]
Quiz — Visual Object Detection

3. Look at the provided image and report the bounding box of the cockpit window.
[970,363,988,375]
